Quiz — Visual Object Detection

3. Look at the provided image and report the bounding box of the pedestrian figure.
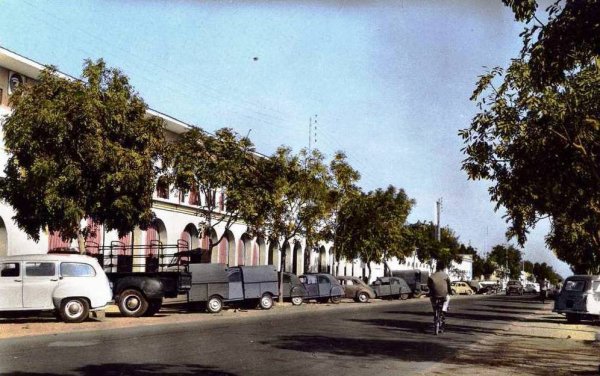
[540,279,549,303]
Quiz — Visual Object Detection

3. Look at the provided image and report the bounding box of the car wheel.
[118,289,149,317]
[260,294,273,310]
[144,299,163,316]
[291,296,303,306]
[467,289,473,295]
[207,295,223,313]
[357,292,369,303]
[59,298,90,323]
[330,295,341,304]
[566,313,581,324]
[451,289,457,295]
[413,291,422,299]
[400,293,409,300]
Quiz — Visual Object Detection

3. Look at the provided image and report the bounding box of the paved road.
[0,294,597,375]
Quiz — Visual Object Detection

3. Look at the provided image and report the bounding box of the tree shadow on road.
[349,318,503,338]
[0,363,237,376]
[264,334,456,362]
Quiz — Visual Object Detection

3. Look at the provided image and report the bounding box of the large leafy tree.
[487,244,523,279]
[165,127,264,254]
[1,60,164,252]
[404,221,462,268]
[257,147,332,302]
[335,186,414,281]
[460,0,600,273]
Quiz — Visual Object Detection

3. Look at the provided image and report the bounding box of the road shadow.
[349,318,502,338]
[1,363,237,376]
[265,334,456,362]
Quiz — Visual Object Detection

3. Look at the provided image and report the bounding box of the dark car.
[370,276,412,300]
[281,272,307,306]
[391,269,430,298]
[299,273,345,303]
[336,276,376,303]
[506,280,524,296]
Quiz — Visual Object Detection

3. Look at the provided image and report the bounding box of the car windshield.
[564,279,587,292]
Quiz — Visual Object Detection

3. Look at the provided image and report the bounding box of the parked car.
[451,281,474,295]
[299,273,344,303]
[186,263,278,313]
[506,280,524,295]
[0,254,112,323]
[554,275,600,323]
[370,276,412,300]
[391,269,430,298]
[524,282,540,294]
[281,272,307,306]
[335,276,376,303]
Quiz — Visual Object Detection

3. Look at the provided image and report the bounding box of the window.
[317,275,329,284]
[0,262,19,277]
[283,274,291,283]
[25,262,56,277]
[564,280,586,292]
[228,269,241,282]
[303,275,317,284]
[345,280,354,286]
[156,178,169,199]
[60,262,96,277]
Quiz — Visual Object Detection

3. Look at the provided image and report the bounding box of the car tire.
[59,297,90,323]
[467,289,473,295]
[413,291,422,299]
[357,292,369,303]
[291,296,303,306]
[330,295,341,304]
[207,295,223,313]
[259,294,273,310]
[144,299,163,316]
[451,289,457,295]
[566,313,581,324]
[400,293,409,300]
[118,289,149,317]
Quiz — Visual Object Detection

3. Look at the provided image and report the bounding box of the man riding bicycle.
[428,260,452,313]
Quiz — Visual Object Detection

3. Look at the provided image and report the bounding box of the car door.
[0,261,23,309]
[318,275,332,297]
[227,268,243,301]
[23,261,59,309]
[302,275,318,298]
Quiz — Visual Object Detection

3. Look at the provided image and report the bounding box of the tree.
[404,221,462,268]
[487,244,523,279]
[166,127,264,256]
[0,60,164,252]
[460,1,600,273]
[335,186,414,281]
[257,147,333,302]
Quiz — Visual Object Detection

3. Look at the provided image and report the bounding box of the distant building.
[448,254,473,282]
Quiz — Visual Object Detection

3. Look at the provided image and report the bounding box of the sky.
[0,0,571,277]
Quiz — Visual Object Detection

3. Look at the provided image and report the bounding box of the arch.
[257,237,267,265]
[146,218,167,253]
[318,246,327,273]
[283,241,292,272]
[239,233,252,266]
[0,216,7,257]
[201,228,219,263]
[268,241,279,269]
[292,241,303,274]
[181,223,199,251]
[221,230,235,266]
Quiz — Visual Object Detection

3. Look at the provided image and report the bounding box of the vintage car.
[335,276,376,303]
[187,263,279,313]
[554,275,600,323]
[506,280,524,295]
[0,254,112,323]
[299,273,345,303]
[391,269,430,297]
[524,282,540,294]
[451,281,474,295]
[370,276,412,300]
[281,272,307,306]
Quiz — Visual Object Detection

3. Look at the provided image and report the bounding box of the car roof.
[0,254,97,263]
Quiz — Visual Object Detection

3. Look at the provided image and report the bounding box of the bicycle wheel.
[433,308,441,335]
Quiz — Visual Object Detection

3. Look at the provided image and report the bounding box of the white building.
[0,46,334,274]
[448,254,473,282]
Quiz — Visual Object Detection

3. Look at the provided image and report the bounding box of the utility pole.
[308,115,318,153]
[435,198,442,242]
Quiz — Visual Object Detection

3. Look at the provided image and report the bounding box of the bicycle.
[432,297,446,335]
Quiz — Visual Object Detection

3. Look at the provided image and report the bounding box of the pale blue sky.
[0,0,570,276]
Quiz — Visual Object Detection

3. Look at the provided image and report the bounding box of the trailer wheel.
[59,298,89,323]
[260,294,274,310]
[207,295,223,313]
[291,296,303,306]
[118,289,148,317]
[144,299,163,316]
[400,293,409,300]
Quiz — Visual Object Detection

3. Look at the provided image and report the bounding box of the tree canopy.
[460,0,600,273]
[1,60,164,251]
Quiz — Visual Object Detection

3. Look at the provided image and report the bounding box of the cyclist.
[428,260,453,313]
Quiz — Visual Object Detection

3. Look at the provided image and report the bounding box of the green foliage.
[335,186,414,279]
[1,60,164,247]
[165,127,263,247]
[403,221,462,267]
[487,244,523,279]
[461,1,600,273]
